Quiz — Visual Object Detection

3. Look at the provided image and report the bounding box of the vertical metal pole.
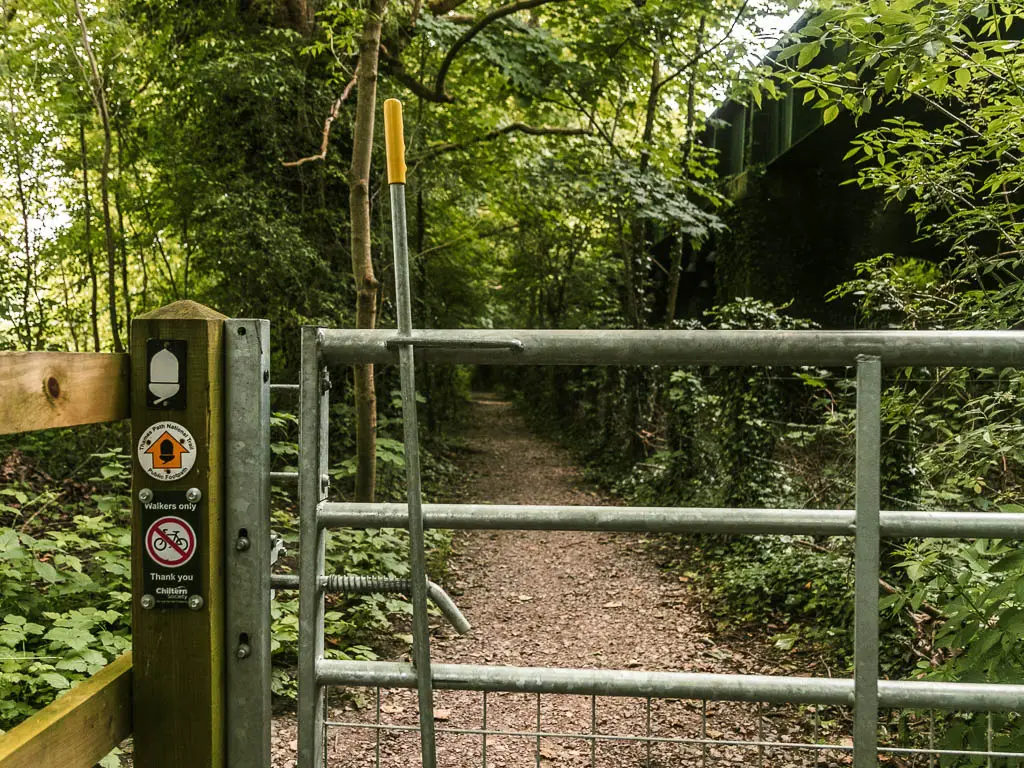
[224,319,272,768]
[376,687,382,768]
[319,366,330,768]
[813,706,821,767]
[298,326,328,768]
[854,355,881,768]
[928,710,935,768]
[701,699,708,767]
[590,695,597,768]
[481,690,488,768]
[757,701,764,768]
[986,712,993,768]
[645,697,652,767]
[535,693,542,768]
[384,97,437,768]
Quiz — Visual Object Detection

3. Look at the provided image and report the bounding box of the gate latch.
[269,532,287,601]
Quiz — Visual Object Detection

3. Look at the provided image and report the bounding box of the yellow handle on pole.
[383,98,407,184]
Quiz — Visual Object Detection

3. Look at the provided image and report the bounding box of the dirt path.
[274,395,837,767]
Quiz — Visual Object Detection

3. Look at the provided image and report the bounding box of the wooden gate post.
[130,300,227,768]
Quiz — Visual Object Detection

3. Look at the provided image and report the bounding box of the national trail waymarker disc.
[137,421,196,482]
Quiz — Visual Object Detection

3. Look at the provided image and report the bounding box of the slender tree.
[350,0,389,502]
[665,15,706,326]
[79,123,101,351]
[73,0,122,351]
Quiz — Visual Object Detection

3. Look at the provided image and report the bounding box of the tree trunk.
[349,0,389,503]
[618,216,640,328]
[98,108,122,352]
[182,213,192,297]
[638,51,660,177]
[116,130,131,325]
[664,16,705,327]
[58,261,81,351]
[125,147,179,299]
[664,235,686,326]
[619,51,666,459]
[80,123,101,351]
[74,0,123,352]
[11,108,35,348]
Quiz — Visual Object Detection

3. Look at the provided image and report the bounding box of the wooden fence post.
[130,300,227,768]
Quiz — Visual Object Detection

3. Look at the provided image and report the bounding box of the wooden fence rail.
[1,350,134,766]
[0,653,133,768]
[0,352,130,435]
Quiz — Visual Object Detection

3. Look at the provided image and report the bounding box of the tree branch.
[417,122,590,160]
[433,0,568,98]
[418,223,518,258]
[660,0,748,93]
[281,72,359,167]
[382,50,453,102]
[383,0,568,102]
[427,0,470,15]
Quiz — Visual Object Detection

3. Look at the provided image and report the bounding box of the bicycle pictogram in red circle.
[145,516,197,568]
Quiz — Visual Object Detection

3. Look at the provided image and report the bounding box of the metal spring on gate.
[320,575,411,595]
[316,574,471,634]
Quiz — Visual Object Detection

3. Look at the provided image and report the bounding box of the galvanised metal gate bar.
[317,328,1024,367]
[315,662,1024,712]
[294,100,1024,767]
[318,503,1024,538]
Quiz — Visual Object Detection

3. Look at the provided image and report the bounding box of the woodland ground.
[270,394,851,768]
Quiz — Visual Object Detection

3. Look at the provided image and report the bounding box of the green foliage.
[0,449,132,731]
[0,385,461,723]
[763,1,1024,325]
[827,253,1024,755]
[513,284,1024,754]
[618,299,816,508]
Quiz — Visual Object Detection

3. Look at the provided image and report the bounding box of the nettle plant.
[754,0,1024,682]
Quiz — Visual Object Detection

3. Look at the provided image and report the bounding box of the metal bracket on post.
[269,533,286,601]
[224,319,272,768]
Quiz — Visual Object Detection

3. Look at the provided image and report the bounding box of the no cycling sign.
[140,489,202,608]
[146,516,197,568]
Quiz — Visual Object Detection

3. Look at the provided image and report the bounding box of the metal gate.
[291,319,1024,768]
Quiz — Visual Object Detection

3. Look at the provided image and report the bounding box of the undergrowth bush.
[0,441,132,732]
[255,395,457,699]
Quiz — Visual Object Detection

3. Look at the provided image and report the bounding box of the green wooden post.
[130,300,227,768]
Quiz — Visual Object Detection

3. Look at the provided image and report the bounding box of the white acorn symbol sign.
[149,347,180,405]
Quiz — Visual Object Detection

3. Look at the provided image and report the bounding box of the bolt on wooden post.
[130,300,227,768]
